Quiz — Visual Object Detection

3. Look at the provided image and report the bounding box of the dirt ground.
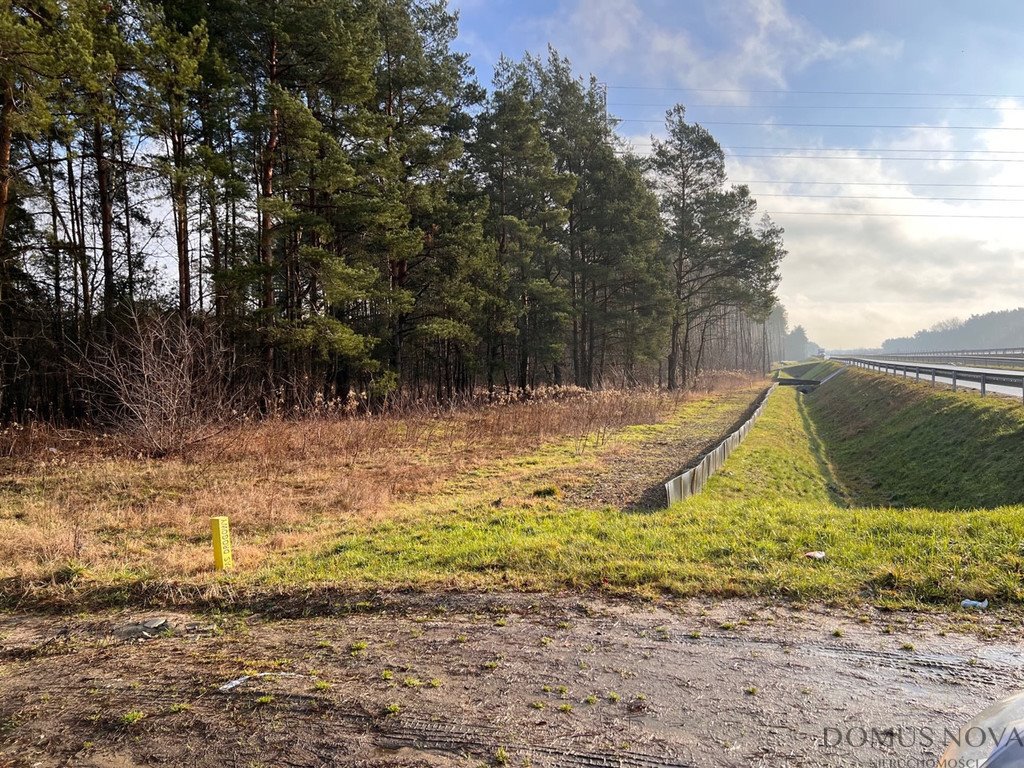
[564,386,770,511]
[2,594,1019,767]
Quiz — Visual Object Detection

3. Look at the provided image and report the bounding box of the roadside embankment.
[808,367,1024,509]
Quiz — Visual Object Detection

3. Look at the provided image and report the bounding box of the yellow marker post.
[210,516,233,571]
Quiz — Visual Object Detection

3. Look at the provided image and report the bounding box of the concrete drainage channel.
[788,365,847,394]
[663,365,849,505]
[664,384,777,505]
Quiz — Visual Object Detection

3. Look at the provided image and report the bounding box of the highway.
[863,349,1024,369]
[836,356,1024,400]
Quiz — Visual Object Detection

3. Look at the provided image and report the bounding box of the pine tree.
[474,59,574,393]
[139,4,207,318]
[0,2,59,330]
[651,104,727,389]
[365,0,487,397]
[0,5,789,418]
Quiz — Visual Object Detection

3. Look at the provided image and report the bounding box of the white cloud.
[542,0,902,99]
[734,102,1024,348]
[466,0,1021,350]
[620,103,1024,349]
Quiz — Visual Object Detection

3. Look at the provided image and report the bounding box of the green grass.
[14,372,1018,610]
[357,385,765,526]
[0,383,771,610]
[120,710,146,726]
[808,369,1024,509]
[775,359,841,381]
[267,378,1024,607]
[802,360,842,380]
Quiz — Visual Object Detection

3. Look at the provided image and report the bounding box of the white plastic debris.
[218,672,308,693]
[803,551,826,560]
[960,598,989,610]
[219,675,252,692]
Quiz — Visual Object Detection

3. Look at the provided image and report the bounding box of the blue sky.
[449,0,1024,349]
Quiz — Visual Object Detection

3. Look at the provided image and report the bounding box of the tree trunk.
[64,144,88,340]
[680,308,692,389]
[517,287,529,392]
[259,36,281,402]
[0,77,15,325]
[44,139,64,349]
[116,132,135,303]
[667,313,680,391]
[93,118,116,321]
[0,78,14,418]
[171,125,190,319]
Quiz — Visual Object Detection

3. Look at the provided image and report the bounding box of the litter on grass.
[218,672,310,693]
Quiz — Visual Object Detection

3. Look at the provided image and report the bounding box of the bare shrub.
[78,312,243,457]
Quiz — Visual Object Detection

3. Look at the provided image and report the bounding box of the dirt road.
[1,594,1019,767]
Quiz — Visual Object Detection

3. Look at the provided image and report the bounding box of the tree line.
[879,309,1024,354]
[782,322,821,361]
[1,0,787,421]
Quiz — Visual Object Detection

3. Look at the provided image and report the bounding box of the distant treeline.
[881,308,1024,353]
[782,322,822,361]
[1,0,786,421]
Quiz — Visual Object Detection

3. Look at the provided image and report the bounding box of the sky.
[449,0,1024,350]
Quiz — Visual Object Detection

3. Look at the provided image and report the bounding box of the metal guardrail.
[665,385,776,505]
[871,347,1024,357]
[859,349,1024,370]
[835,357,1024,402]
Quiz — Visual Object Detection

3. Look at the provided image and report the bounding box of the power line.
[626,146,1024,161]
[765,211,1024,218]
[606,85,1024,99]
[629,143,1024,161]
[724,154,1024,162]
[617,119,1024,130]
[721,145,1024,154]
[630,140,1024,155]
[729,180,1024,187]
[610,103,1024,111]
[756,193,1024,202]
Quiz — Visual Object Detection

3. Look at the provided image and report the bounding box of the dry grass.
[0,374,759,585]
[269,383,1024,608]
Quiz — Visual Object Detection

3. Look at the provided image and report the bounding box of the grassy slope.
[271,382,1024,607]
[808,369,1024,509]
[775,359,840,381]
[802,360,842,380]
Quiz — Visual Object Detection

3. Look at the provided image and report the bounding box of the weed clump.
[532,485,562,499]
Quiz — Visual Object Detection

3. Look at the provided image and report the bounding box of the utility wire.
[616,119,1024,130]
[610,103,1024,111]
[606,85,1024,99]
[626,147,1024,161]
[720,145,1024,154]
[726,153,1024,162]
[765,211,1024,218]
[626,144,1024,160]
[728,180,1024,187]
[630,139,1024,154]
[755,193,1024,202]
